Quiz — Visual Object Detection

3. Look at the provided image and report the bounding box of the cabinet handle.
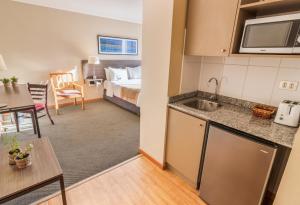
[221,49,226,53]
[200,124,203,127]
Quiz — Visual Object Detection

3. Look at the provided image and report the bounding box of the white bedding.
[104,79,141,106]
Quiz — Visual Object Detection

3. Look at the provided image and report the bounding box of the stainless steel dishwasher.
[199,124,277,205]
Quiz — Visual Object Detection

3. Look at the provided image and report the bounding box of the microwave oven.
[240,13,300,54]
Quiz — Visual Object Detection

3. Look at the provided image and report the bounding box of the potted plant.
[1,133,20,165]
[10,76,18,87]
[0,78,10,88]
[15,144,34,169]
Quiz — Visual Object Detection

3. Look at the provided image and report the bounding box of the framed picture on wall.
[98,36,138,55]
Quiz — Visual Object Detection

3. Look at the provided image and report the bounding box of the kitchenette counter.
[169,95,298,148]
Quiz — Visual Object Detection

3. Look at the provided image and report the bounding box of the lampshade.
[0,54,7,71]
[88,56,101,65]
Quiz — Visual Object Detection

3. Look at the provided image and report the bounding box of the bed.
[81,60,141,115]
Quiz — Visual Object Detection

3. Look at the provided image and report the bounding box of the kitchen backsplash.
[198,56,300,106]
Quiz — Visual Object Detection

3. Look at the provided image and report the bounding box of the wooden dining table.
[0,84,41,138]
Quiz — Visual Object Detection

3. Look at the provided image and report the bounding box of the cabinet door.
[185,0,239,56]
[166,108,206,185]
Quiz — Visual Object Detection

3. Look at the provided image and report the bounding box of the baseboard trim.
[48,98,101,109]
[138,148,165,170]
[166,163,197,188]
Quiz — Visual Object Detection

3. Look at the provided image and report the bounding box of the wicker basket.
[252,104,276,119]
[15,155,32,169]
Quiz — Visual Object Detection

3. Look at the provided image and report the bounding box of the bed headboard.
[81,60,141,80]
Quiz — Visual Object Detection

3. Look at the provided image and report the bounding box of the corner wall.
[180,56,201,93]
[140,0,174,164]
[274,128,300,204]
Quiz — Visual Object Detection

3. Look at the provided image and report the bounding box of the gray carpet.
[4,100,140,205]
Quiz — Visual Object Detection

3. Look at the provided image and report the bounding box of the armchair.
[49,72,85,114]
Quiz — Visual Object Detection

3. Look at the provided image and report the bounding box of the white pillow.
[127,66,141,79]
[109,68,128,81]
[104,68,111,81]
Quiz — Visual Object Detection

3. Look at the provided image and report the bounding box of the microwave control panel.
[292,20,300,48]
[296,35,300,45]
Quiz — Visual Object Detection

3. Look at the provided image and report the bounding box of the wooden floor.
[37,155,206,205]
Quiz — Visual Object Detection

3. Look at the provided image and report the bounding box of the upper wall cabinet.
[185,0,239,56]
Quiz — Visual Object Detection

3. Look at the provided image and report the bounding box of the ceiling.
[13,0,143,24]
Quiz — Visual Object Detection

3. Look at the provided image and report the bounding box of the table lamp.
[88,56,101,80]
[0,54,7,71]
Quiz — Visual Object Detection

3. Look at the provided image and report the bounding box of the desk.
[0,85,41,138]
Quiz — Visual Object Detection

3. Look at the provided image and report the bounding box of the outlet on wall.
[279,81,299,91]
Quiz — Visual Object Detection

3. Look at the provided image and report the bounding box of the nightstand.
[86,79,103,87]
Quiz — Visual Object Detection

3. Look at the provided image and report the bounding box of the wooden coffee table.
[0,137,67,204]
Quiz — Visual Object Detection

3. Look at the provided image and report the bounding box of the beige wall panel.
[140,0,174,164]
[168,0,188,96]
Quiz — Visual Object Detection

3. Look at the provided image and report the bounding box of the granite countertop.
[169,97,298,148]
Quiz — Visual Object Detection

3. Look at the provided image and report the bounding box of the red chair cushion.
[35,103,45,111]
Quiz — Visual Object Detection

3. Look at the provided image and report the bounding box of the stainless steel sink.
[183,99,221,112]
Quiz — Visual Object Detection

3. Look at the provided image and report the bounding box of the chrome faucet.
[208,77,219,101]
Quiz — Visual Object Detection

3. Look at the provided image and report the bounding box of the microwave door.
[240,21,294,54]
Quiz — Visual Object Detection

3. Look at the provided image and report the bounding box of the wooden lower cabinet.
[165,108,206,187]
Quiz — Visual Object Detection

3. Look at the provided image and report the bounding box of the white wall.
[180,56,201,93]
[140,0,174,164]
[274,128,300,205]
[0,0,141,105]
[198,56,300,106]
[13,0,143,24]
